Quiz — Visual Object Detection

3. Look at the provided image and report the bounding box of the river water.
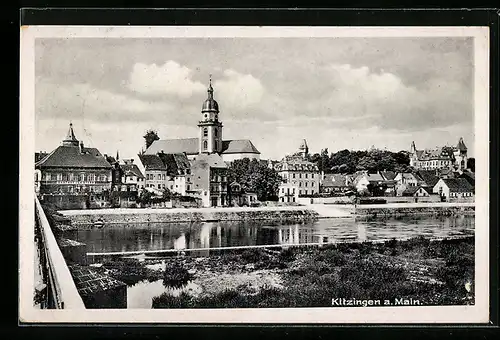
[62,215,474,254]
[61,215,474,308]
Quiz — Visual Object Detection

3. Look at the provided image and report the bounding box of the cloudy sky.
[35,37,474,160]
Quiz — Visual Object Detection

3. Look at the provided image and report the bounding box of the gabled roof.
[121,164,145,179]
[35,145,112,169]
[366,173,384,182]
[416,170,440,188]
[158,153,191,176]
[138,154,166,171]
[145,138,199,155]
[221,140,260,154]
[145,138,261,156]
[403,186,431,195]
[440,178,474,192]
[380,171,396,181]
[322,174,349,187]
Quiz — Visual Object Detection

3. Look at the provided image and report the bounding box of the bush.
[103,258,161,286]
[163,263,193,288]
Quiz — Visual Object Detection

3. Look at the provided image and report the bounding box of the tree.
[467,158,475,172]
[138,189,153,206]
[162,188,173,201]
[228,158,283,201]
[143,130,160,149]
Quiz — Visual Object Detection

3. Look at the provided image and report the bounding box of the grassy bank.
[147,237,474,308]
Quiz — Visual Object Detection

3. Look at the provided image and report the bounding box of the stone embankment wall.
[356,205,475,217]
[63,208,320,226]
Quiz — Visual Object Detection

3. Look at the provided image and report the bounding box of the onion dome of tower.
[201,75,219,113]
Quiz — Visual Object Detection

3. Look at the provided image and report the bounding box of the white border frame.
[19,26,490,324]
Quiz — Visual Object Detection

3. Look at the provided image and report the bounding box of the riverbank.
[58,202,474,226]
[355,202,475,217]
[59,206,323,226]
[92,236,474,308]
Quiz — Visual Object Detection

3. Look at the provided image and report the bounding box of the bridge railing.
[34,197,86,309]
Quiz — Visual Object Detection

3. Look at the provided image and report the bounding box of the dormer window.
[203,128,208,137]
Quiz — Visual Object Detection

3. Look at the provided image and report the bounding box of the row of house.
[273,139,474,203]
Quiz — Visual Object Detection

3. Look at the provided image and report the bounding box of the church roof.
[35,145,112,169]
[145,138,199,155]
[221,140,260,154]
[146,138,260,155]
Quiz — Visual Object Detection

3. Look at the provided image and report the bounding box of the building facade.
[35,123,112,195]
[272,140,320,197]
[187,153,229,207]
[432,178,474,201]
[144,77,261,163]
[410,137,468,171]
[278,182,299,203]
[138,154,168,191]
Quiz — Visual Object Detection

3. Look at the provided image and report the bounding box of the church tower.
[198,76,223,154]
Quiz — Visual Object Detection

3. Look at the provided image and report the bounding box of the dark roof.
[416,170,440,187]
[457,137,467,151]
[322,174,349,187]
[145,138,199,155]
[158,153,191,176]
[459,171,475,186]
[121,164,145,179]
[403,186,431,196]
[380,171,396,181]
[441,178,474,192]
[221,140,260,154]
[35,145,112,169]
[191,154,227,169]
[417,147,454,161]
[138,154,166,171]
[145,138,260,155]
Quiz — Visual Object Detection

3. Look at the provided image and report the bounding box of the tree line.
[306,148,413,174]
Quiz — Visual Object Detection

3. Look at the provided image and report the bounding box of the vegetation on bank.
[151,237,474,308]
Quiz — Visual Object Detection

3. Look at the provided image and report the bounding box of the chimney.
[79,141,84,153]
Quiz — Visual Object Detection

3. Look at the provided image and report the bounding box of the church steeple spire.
[207,74,214,99]
[62,122,79,146]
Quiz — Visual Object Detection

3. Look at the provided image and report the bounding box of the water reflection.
[62,215,475,254]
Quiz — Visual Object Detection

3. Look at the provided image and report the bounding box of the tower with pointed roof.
[62,123,80,146]
[453,137,468,171]
[298,139,309,159]
[198,75,223,155]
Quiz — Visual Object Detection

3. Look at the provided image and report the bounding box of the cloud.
[306,63,472,131]
[213,69,265,109]
[36,79,174,123]
[127,60,206,98]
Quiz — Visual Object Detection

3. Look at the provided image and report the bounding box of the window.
[203,140,208,150]
[312,190,314,195]
[305,173,308,179]
[79,173,85,182]
[293,173,296,179]
[305,182,308,187]
[214,140,218,150]
[214,129,218,137]
[203,128,208,137]
[158,184,161,189]
[299,190,302,195]
[299,182,302,187]
[56,173,62,181]
[46,173,51,181]
[299,173,302,179]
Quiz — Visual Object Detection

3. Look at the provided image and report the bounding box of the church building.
[144,77,261,163]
